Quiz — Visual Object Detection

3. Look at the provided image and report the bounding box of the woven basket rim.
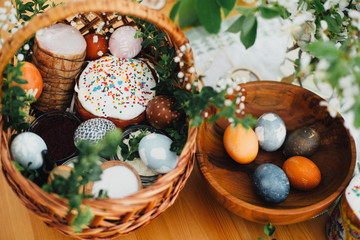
[0,0,197,235]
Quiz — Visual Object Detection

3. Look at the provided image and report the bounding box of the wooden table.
[0,161,329,240]
[0,0,330,239]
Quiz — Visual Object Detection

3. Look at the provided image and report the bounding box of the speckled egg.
[146,95,182,129]
[255,113,286,152]
[283,127,320,158]
[74,118,116,145]
[11,132,47,170]
[253,163,290,203]
[138,133,178,173]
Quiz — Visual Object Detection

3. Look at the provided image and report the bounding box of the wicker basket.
[0,0,197,239]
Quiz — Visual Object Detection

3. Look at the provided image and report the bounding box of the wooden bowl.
[196,81,356,225]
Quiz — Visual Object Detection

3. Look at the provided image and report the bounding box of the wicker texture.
[0,0,197,239]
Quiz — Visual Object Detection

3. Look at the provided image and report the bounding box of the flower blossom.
[348,9,360,30]
[320,97,340,118]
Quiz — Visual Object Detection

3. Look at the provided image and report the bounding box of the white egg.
[138,133,178,174]
[92,165,140,199]
[11,132,47,170]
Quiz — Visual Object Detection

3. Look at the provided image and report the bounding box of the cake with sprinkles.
[75,56,156,128]
[327,174,360,239]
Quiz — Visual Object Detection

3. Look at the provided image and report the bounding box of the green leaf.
[72,208,94,233]
[324,15,340,34]
[235,6,252,14]
[12,161,24,171]
[240,13,257,49]
[216,0,236,11]
[306,41,339,61]
[313,0,325,14]
[170,0,182,21]
[258,6,281,19]
[178,0,199,28]
[264,223,276,237]
[222,7,232,17]
[14,77,28,84]
[11,85,26,96]
[227,15,245,33]
[196,0,221,34]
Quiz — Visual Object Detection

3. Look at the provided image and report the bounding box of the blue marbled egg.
[138,133,178,174]
[255,113,286,152]
[74,118,116,145]
[253,163,289,203]
[10,132,47,170]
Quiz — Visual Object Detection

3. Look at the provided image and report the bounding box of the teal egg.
[11,132,47,170]
[138,133,178,174]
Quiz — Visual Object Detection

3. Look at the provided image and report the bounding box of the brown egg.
[146,95,181,129]
[282,156,321,191]
[283,127,320,158]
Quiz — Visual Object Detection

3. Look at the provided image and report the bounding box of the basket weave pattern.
[0,0,197,239]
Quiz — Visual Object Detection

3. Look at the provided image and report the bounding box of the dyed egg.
[84,33,108,60]
[283,127,320,158]
[12,62,43,99]
[109,26,142,59]
[91,162,142,199]
[138,133,178,173]
[146,95,182,129]
[10,132,47,170]
[255,113,286,152]
[253,163,290,203]
[223,123,258,164]
[74,118,116,144]
[282,156,321,191]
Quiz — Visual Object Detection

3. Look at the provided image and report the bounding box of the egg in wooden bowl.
[196,81,356,225]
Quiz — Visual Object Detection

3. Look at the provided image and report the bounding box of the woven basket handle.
[0,0,191,80]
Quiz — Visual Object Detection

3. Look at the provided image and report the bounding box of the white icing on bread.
[76,56,156,120]
[345,174,360,220]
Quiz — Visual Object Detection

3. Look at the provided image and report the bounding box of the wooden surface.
[0,1,331,239]
[0,159,330,240]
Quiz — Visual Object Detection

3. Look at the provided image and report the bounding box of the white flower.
[224,99,232,106]
[23,44,30,50]
[226,88,234,95]
[270,0,299,14]
[17,54,24,61]
[324,0,341,10]
[316,59,330,70]
[177,71,184,78]
[281,11,315,45]
[320,20,329,41]
[300,51,312,70]
[348,10,360,30]
[316,81,334,97]
[339,75,358,110]
[320,97,340,118]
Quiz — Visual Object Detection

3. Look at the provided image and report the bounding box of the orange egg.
[223,123,258,164]
[282,156,321,191]
[84,33,108,60]
[12,62,43,99]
